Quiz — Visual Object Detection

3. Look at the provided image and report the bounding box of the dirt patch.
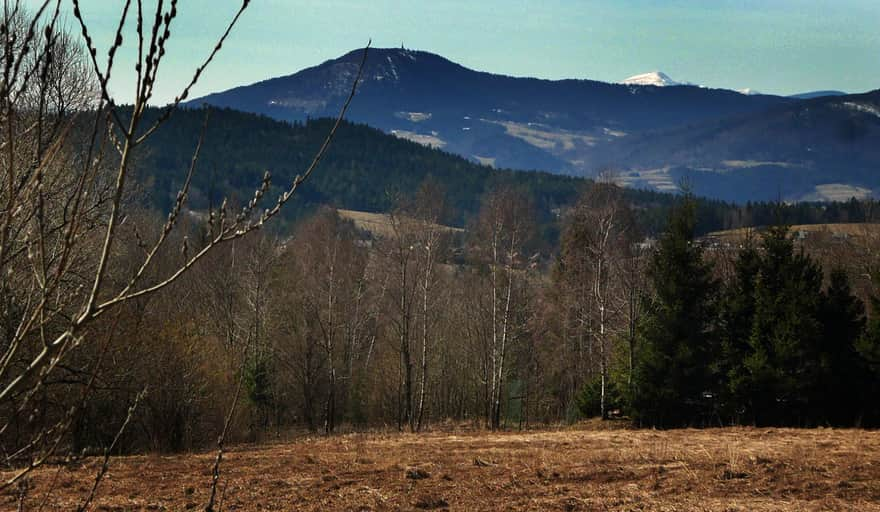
[4,427,880,511]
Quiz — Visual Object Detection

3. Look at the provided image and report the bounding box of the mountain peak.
[339,46,427,63]
[621,71,680,87]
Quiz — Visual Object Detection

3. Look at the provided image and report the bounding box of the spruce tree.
[856,272,880,425]
[744,226,824,425]
[632,193,718,427]
[818,268,866,425]
[718,234,761,422]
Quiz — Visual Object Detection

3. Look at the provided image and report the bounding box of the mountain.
[622,73,766,96]
[621,71,682,87]
[188,48,790,177]
[187,48,877,203]
[599,90,880,201]
[789,90,848,100]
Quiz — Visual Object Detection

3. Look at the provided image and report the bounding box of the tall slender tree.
[471,185,535,429]
[632,192,718,427]
[557,181,634,418]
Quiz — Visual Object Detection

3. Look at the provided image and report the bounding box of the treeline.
[31,179,880,455]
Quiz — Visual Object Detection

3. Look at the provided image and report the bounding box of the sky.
[27,0,880,103]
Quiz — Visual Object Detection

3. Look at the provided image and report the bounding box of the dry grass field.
[706,223,880,242]
[5,426,880,511]
[337,209,463,239]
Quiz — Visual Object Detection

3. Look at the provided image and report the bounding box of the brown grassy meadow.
[5,426,880,511]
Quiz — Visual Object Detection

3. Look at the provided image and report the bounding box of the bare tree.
[471,185,535,430]
[383,199,421,432]
[616,239,646,393]
[291,208,368,433]
[411,178,447,431]
[240,234,284,431]
[577,180,633,418]
[557,177,636,418]
[376,181,450,432]
[0,0,368,496]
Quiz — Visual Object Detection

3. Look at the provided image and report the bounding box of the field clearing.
[707,223,880,242]
[5,426,880,511]
[720,160,799,169]
[487,120,602,151]
[337,209,463,238]
[614,167,678,193]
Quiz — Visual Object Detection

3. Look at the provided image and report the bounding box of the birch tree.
[412,179,447,431]
[577,181,632,418]
[472,185,535,430]
[558,179,635,418]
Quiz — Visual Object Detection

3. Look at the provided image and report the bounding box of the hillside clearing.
[337,209,463,238]
[707,223,880,242]
[6,427,879,511]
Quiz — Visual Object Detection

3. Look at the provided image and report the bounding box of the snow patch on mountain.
[390,129,446,149]
[395,111,432,122]
[842,102,880,119]
[385,56,400,81]
[621,71,681,87]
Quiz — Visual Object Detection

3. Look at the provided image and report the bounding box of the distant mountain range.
[598,89,880,201]
[187,48,878,202]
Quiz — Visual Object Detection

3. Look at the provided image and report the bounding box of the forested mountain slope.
[136,107,872,237]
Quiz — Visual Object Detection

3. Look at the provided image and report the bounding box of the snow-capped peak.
[738,88,762,96]
[621,71,681,87]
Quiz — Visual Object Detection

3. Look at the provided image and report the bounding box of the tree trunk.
[492,267,514,430]
[489,233,499,429]
[324,256,337,434]
[416,248,432,432]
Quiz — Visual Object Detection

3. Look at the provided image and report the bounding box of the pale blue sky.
[30,0,880,102]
